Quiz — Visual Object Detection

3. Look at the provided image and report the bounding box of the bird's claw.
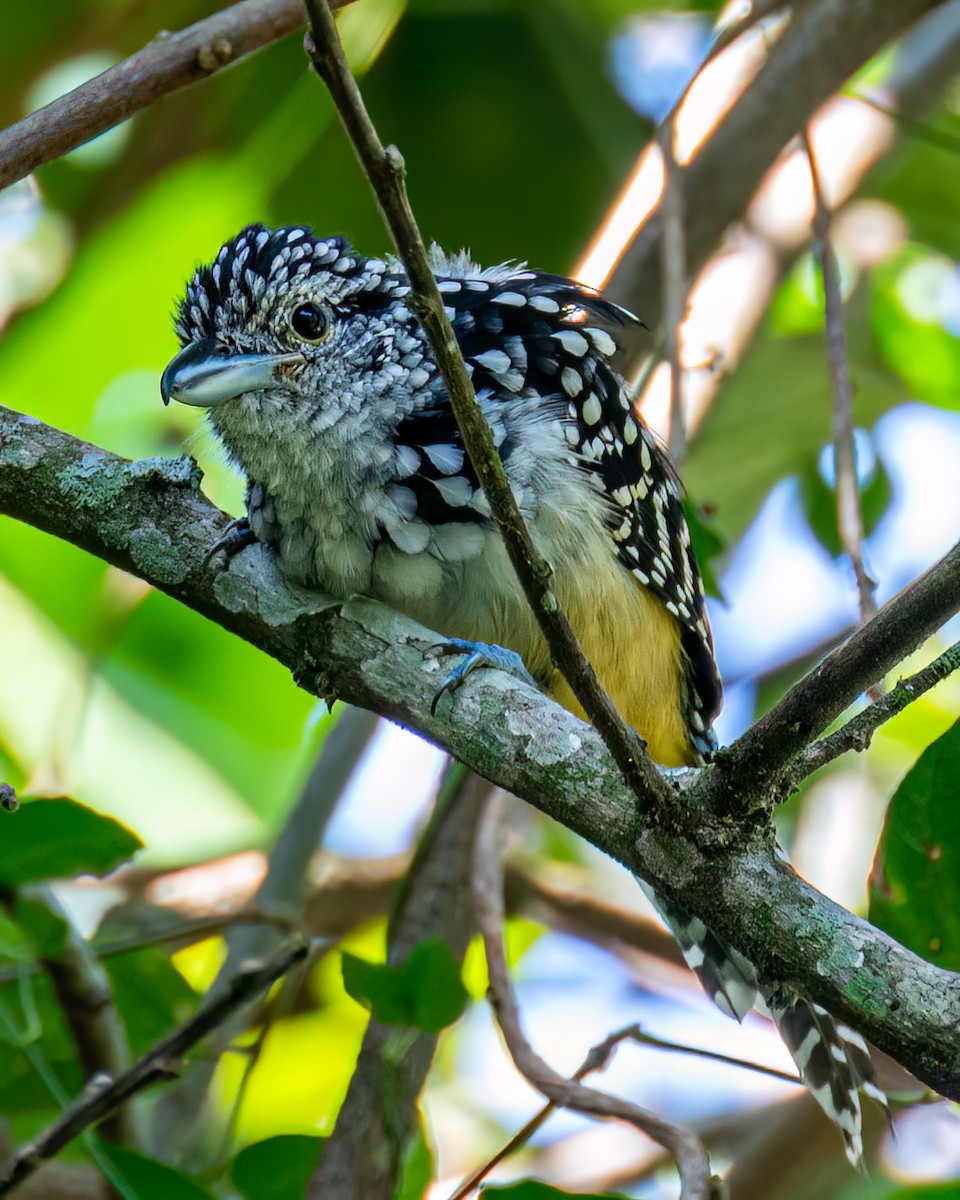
[425,637,536,715]
[203,517,258,570]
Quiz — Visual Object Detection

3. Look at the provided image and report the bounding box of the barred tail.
[765,987,891,1168]
[639,881,888,1168]
[637,879,759,1020]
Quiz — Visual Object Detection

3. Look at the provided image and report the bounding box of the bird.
[161,222,887,1165]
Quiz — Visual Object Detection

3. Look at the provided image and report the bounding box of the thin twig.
[0,0,354,191]
[851,91,960,154]
[472,792,714,1200]
[705,539,960,816]
[0,940,309,1198]
[805,130,878,632]
[658,118,688,463]
[447,1023,654,1200]
[629,1029,799,1085]
[300,0,666,809]
[448,1022,797,1200]
[782,638,960,793]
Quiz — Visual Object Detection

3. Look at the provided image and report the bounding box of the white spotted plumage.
[170,225,887,1167]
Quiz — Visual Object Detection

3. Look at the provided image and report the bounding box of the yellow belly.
[548,562,697,768]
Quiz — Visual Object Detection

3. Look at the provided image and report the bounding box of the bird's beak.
[160,337,303,407]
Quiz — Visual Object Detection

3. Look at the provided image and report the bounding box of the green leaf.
[0,798,142,887]
[342,938,467,1033]
[869,719,960,969]
[12,897,69,959]
[402,939,468,1032]
[232,1135,325,1200]
[482,1182,630,1199]
[342,952,410,1026]
[96,1144,215,1200]
[394,1117,434,1200]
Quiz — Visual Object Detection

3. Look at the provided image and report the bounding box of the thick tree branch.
[1,407,960,1098]
[0,0,353,191]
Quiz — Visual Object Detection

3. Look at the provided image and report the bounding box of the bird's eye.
[289,303,330,343]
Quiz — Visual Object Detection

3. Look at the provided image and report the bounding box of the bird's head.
[161,223,420,436]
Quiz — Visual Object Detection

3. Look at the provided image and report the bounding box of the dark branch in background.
[300,0,665,809]
[472,793,714,1200]
[307,765,488,1200]
[31,889,136,1148]
[0,0,353,191]
[606,0,953,353]
[0,941,308,1198]
[784,638,960,792]
[805,131,878,630]
[14,855,686,987]
[1,408,960,1093]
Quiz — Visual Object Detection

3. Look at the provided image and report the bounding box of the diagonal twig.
[658,116,688,463]
[149,703,378,1160]
[705,539,960,816]
[805,130,878,629]
[0,0,354,191]
[782,638,960,793]
[448,1021,799,1200]
[0,940,309,1198]
[300,0,666,808]
[472,791,714,1200]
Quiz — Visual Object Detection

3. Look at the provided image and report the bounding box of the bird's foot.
[425,638,536,715]
[204,517,258,569]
